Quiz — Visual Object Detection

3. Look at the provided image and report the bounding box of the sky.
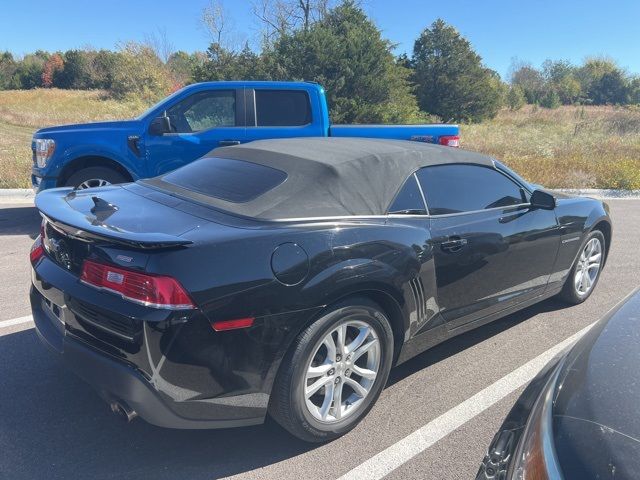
[1,0,639,79]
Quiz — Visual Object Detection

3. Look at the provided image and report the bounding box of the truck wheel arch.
[57,156,134,187]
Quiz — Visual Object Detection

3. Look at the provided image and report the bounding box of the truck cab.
[31,81,459,191]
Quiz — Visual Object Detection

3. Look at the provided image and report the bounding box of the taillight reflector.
[211,317,255,332]
[80,259,195,310]
[30,236,44,265]
[439,135,460,147]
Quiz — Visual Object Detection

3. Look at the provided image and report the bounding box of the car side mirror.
[149,115,172,136]
[530,189,556,210]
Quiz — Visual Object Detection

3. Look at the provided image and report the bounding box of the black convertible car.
[477,288,640,480]
[30,138,611,442]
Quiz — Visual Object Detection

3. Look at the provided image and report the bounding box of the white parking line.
[339,321,596,480]
[0,315,33,329]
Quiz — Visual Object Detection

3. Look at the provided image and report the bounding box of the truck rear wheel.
[65,167,128,190]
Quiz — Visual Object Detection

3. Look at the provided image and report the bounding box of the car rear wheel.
[558,230,605,304]
[65,167,128,190]
[269,298,393,442]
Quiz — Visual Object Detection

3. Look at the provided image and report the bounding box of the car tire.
[558,230,606,305]
[65,167,128,190]
[268,297,394,443]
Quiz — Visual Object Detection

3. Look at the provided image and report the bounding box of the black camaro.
[477,288,640,480]
[30,138,612,442]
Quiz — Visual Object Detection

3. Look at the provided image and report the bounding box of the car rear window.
[161,157,287,203]
[255,90,312,126]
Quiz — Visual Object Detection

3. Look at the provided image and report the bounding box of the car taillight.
[30,236,44,265]
[439,135,460,147]
[80,259,195,310]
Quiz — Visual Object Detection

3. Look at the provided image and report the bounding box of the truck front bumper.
[31,172,58,193]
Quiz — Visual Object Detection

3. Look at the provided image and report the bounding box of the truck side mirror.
[149,115,172,136]
[530,189,556,210]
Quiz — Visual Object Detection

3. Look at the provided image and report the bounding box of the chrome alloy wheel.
[574,237,602,296]
[304,320,380,423]
[77,178,111,189]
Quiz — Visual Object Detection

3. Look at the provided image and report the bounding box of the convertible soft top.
[148,137,495,220]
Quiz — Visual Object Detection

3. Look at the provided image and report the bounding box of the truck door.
[144,88,246,177]
[244,88,325,141]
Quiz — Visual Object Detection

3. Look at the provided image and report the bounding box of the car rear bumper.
[30,257,271,429]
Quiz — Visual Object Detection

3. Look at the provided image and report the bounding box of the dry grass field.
[1,89,639,189]
[0,89,145,188]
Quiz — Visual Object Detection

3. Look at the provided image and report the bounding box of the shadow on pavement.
[0,329,317,480]
[0,206,40,237]
[0,296,570,480]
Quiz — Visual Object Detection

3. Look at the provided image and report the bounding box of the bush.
[110,42,170,104]
[540,90,561,109]
[507,85,526,110]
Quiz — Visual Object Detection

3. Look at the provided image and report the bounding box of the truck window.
[166,90,236,133]
[255,90,311,126]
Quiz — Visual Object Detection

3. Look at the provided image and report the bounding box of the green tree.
[541,59,582,104]
[540,89,561,109]
[506,85,526,110]
[590,69,629,105]
[510,62,545,104]
[167,51,201,87]
[412,19,504,122]
[0,52,18,89]
[193,43,270,82]
[575,57,631,104]
[629,77,640,104]
[56,50,91,89]
[110,42,170,103]
[13,51,49,89]
[269,1,425,123]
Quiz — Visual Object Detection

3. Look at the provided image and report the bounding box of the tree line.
[1,1,639,123]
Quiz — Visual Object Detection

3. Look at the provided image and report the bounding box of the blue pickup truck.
[31,81,460,191]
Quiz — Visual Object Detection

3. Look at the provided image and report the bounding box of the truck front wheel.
[64,167,128,190]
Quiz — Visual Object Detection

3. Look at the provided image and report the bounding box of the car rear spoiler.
[35,189,193,249]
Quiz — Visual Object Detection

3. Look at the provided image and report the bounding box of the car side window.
[166,90,236,133]
[416,164,526,215]
[388,174,427,214]
[255,90,311,126]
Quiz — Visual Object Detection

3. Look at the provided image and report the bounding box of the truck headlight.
[35,139,56,168]
[511,366,564,480]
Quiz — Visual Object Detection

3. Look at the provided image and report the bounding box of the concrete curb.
[553,188,640,199]
[0,189,34,204]
[0,188,639,205]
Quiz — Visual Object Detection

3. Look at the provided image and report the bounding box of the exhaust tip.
[110,401,138,423]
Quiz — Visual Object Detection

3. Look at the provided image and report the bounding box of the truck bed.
[329,124,460,145]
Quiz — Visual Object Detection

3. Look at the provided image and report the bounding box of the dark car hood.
[552,289,640,476]
[35,120,140,136]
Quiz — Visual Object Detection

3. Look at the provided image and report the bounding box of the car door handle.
[219,140,241,146]
[440,237,468,252]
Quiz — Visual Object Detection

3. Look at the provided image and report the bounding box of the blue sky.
[1,0,639,79]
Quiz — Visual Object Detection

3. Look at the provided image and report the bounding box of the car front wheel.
[65,167,128,190]
[559,230,605,304]
[269,298,394,442]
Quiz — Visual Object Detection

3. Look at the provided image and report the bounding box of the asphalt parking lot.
[1,199,638,480]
